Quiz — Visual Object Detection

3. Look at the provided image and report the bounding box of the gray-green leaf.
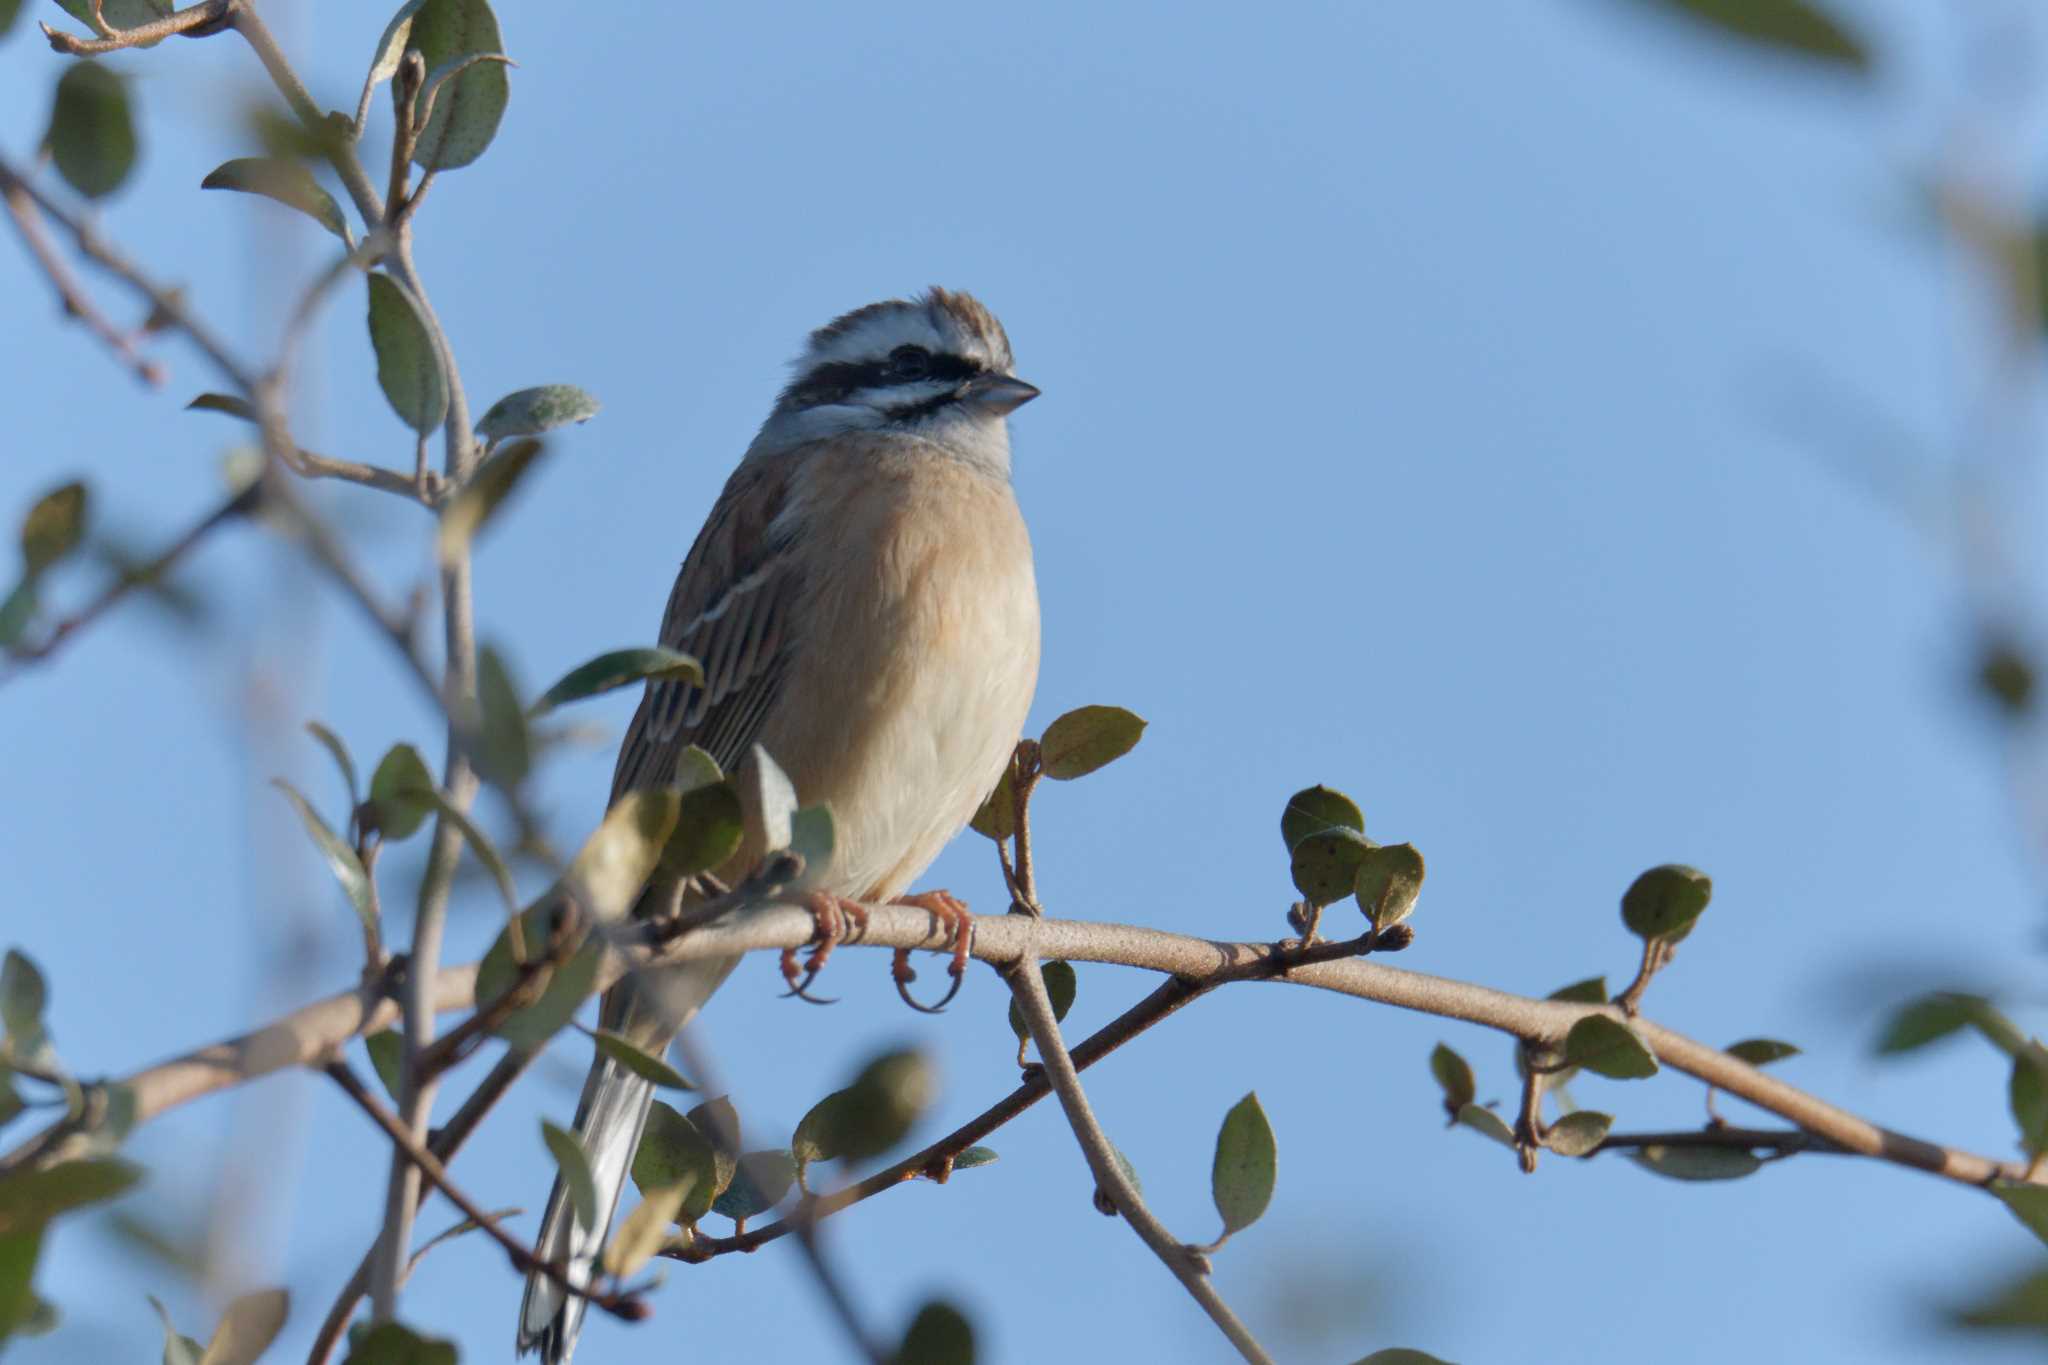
[200,158,348,242]
[46,62,136,200]
[303,721,360,808]
[712,1150,796,1220]
[1545,1110,1613,1157]
[1725,1038,1800,1067]
[1564,1015,1659,1079]
[438,437,545,562]
[1454,1102,1516,1149]
[19,482,88,578]
[1210,1091,1276,1240]
[892,1301,974,1365]
[364,1030,405,1103]
[1628,1144,1763,1182]
[0,950,46,1050]
[540,1120,598,1229]
[475,644,531,788]
[1619,864,1711,944]
[1007,960,1077,1045]
[1280,784,1364,852]
[1290,827,1372,907]
[365,272,447,434]
[404,0,510,171]
[1427,1043,1474,1119]
[476,384,601,439]
[366,743,436,841]
[591,1030,694,1090]
[531,647,702,716]
[1355,841,1424,929]
[1038,705,1146,780]
[270,779,375,940]
[1621,0,1868,71]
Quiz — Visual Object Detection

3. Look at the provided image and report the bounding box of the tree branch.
[40,0,233,55]
[1,177,164,386]
[1005,942,1273,1365]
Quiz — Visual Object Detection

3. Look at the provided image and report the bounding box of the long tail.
[515,953,739,1362]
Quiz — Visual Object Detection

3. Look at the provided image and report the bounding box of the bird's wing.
[609,453,804,801]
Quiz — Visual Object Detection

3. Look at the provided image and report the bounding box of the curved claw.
[778,894,860,1005]
[892,947,966,1015]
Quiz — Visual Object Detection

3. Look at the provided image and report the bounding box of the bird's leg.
[890,890,973,1013]
[780,893,869,1005]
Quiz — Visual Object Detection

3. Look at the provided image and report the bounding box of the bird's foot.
[890,890,973,1014]
[780,893,869,1005]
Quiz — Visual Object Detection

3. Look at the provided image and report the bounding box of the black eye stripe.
[784,351,982,408]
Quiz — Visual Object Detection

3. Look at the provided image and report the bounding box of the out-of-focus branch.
[1005,945,1274,1365]
[39,0,233,55]
[2,177,164,386]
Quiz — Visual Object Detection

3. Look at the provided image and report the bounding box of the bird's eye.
[888,346,932,381]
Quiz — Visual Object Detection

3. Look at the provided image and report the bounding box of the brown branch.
[1004,940,1273,1365]
[2,179,163,386]
[323,1058,639,1321]
[40,0,233,55]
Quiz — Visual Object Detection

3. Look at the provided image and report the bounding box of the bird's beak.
[958,373,1041,416]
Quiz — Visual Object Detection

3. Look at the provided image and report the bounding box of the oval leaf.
[712,1149,796,1221]
[893,1301,974,1365]
[0,950,47,1048]
[540,1120,598,1230]
[631,1099,716,1200]
[565,789,678,921]
[197,1287,288,1365]
[662,779,744,879]
[1454,1103,1516,1149]
[1280,784,1364,852]
[1548,976,1609,1005]
[475,643,532,787]
[1290,827,1373,907]
[1355,841,1424,929]
[1038,705,1145,780]
[1628,1144,1763,1182]
[1620,864,1712,944]
[1007,960,1078,1045]
[951,1146,999,1172]
[19,482,88,578]
[1428,1043,1475,1119]
[476,384,601,439]
[270,779,375,940]
[968,757,1017,841]
[1725,1038,1800,1067]
[340,1321,456,1365]
[366,743,436,841]
[200,158,347,241]
[46,62,136,200]
[591,1030,694,1091]
[1211,1091,1276,1239]
[404,0,510,171]
[1564,1015,1660,1079]
[532,647,703,716]
[1628,0,1868,71]
[438,437,545,563]
[1874,992,1993,1056]
[365,272,447,434]
[1354,1351,1455,1364]
[1545,1109,1613,1157]
[601,1178,690,1279]
[186,393,257,423]
[364,1030,405,1102]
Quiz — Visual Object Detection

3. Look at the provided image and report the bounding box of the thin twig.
[1005,944,1274,1365]
[40,0,233,55]
[229,6,386,227]
[322,1058,640,1321]
[2,179,164,386]
[0,483,257,677]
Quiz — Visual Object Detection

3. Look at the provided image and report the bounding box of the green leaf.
[1037,705,1146,780]
[186,393,258,423]
[19,482,88,578]
[786,805,836,890]
[682,1096,741,1216]
[46,63,136,200]
[438,437,545,563]
[631,1100,716,1203]
[0,579,35,650]
[951,1146,999,1172]
[1454,1102,1516,1149]
[340,1320,457,1365]
[712,1150,796,1220]
[1353,1351,1456,1365]
[1290,827,1373,907]
[1280,784,1364,852]
[362,1,429,102]
[1354,842,1424,929]
[476,384,602,439]
[0,1228,40,1345]
[364,1030,405,1103]
[404,0,510,170]
[662,779,744,879]
[475,643,532,787]
[1619,864,1711,944]
[1545,1110,1613,1157]
[892,1300,974,1365]
[0,1156,140,1229]
[968,757,1017,841]
[1621,0,1867,70]
[1991,1180,2048,1249]
[591,1030,694,1090]
[1725,1038,1800,1067]
[1874,992,1996,1055]
[1627,1145,1763,1181]
[1951,1268,2048,1330]
[304,721,360,807]
[1007,960,1077,1045]
[0,951,46,1050]
[1428,1043,1475,1119]
[532,647,703,716]
[412,781,519,917]
[540,1120,598,1230]
[51,0,170,34]
[1210,1091,1276,1239]
[412,51,514,143]
[365,272,447,434]
[1107,1142,1143,1197]
[1564,1015,1659,1079]
[196,1286,288,1365]
[2013,1045,2048,1158]
[795,1050,935,1167]
[478,931,601,1050]
[366,743,436,841]
[601,1177,691,1279]
[1549,976,1609,1005]
[200,158,348,242]
[563,788,678,918]
[148,1295,203,1365]
[270,779,375,940]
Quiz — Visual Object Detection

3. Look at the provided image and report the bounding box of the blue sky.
[5,2,2048,1361]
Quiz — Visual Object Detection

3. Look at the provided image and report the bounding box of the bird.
[517,287,1043,1361]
